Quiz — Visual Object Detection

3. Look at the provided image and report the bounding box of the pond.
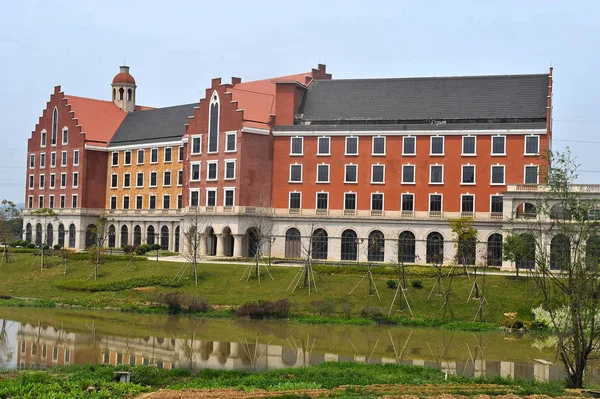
[0,307,590,382]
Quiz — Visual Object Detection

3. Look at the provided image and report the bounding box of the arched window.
[174,226,180,253]
[160,226,169,250]
[311,229,328,260]
[398,231,416,263]
[112,88,116,101]
[586,236,600,270]
[133,225,142,247]
[285,228,301,259]
[550,204,571,220]
[25,223,32,243]
[341,229,358,261]
[208,92,219,153]
[456,237,476,266]
[368,230,385,262]
[58,223,65,247]
[516,233,535,269]
[246,227,259,258]
[147,225,155,246]
[51,107,58,146]
[108,225,116,248]
[222,227,233,257]
[68,224,76,248]
[426,232,444,264]
[46,224,53,247]
[551,234,570,270]
[85,224,96,248]
[120,225,129,247]
[127,88,132,102]
[205,226,216,256]
[119,88,124,100]
[35,223,42,246]
[487,233,503,266]
[516,202,537,219]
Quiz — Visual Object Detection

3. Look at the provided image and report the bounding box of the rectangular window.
[49,195,54,209]
[72,194,78,208]
[136,172,144,187]
[62,128,68,144]
[61,151,67,167]
[290,137,303,155]
[226,132,237,152]
[207,162,218,180]
[225,160,236,179]
[491,195,503,213]
[462,136,476,155]
[150,172,157,187]
[461,194,474,213]
[371,193,384,210]
[38,195,44,208]
[177,194,182,209]
[50,152,56,167]
[163,195,170,209]
[430,136,444,155]
[190,191,199,207]
[28,175,34,189]
[41,131,47,147]
[136,195,143,209]
[40,153,46,168]
[60,195,65,209]
[163,171,171,186]
[402,136,416,155]
[150,148,158,163]
[289,192,301,209]
[492,136,506,155]
[60,173,66,188]
[402,164,415,184]
[371,164,385,183]
[191,136,201,154]
[206,189,217,207]
[289,164,302,183]
[344,164,358,183]
[73,150,79,166]
[316,193,328,209]
[491,165,505,185]
[123,173,131,188]
[137,149,145,164]
[429,194,442,212]
[316,164,330,183]
[525,135,540,155]
[124,150,132,165]
[191,163,201,181]
[402,194,414,211]
[164,147,172,162]
[345,137,358,155]
[372,136,386,155]
[178,145,184,161]
[123,196,130,210]
[110,196,117,210]
[49,173,55,189]
[461,165,475,184]
[148,195,156,210]
[344,193,356,210]
[39,174,45,189]
[317,137,330,155]
[111,174,118,188]
[224,189,235,206]
[429,165,443,184]
[177,170,183,186]
[112,152,119,166]
[525,165,539,184]
[29,154,35,169]
[28,196,33,209]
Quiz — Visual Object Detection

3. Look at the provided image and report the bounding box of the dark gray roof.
[274,121,546,133]
[300,74,549,123]
[109,103,197,146]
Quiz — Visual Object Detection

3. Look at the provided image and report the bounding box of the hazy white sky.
[1,0,599,202]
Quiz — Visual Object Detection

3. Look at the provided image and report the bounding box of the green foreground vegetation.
[0,252,541,327]
[0,363,570,398]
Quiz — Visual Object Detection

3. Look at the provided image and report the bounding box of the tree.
[29,208,59,270]
[242,198,276,283]
[521,149,600,388]
[288,219,322,294]
[182,206,208,286]
[0,200,20,264]
[502,232,529,277]
[88,215,109,280]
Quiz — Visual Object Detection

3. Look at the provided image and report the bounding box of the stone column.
[198,235,206,256]
[216,234,225,257]
[233,234,243,258]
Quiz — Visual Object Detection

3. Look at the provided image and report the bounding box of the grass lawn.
[0,253,540,324]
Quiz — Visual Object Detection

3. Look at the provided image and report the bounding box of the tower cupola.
[111,65,136,112]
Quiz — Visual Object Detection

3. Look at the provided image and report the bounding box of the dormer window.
[208,92,219,153]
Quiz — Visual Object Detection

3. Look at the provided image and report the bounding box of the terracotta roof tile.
[65,95,128,146]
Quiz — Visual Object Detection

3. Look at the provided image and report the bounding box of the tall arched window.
[311,229,328,260]
[133,225,142,247]
[147,225,155,246]
[68,224,76,248]
[456,236,476,266]
[398,231,416,263]
[426,232,444,264]
[550,234,570,270]
[46,224,53,247]
[341,229,358,261]
[174,226,180,253]
[160,226,169,250]
[285,228,301,259]
[108,225,116,248]
[586,236,600,270]
[51,107,58,146]
[205,227,216,256]
[127,88,132,102]
[516,233,535,269]
[25,223,32,243]
[85,224,96,247]
[120,225,129,247]
[487,233,503,266]
[35,223,42,246]
[119,88,124,100]
[208,92,219,153]
[368,230,385,262]
[112,88,116,101]
[58,224,65,247]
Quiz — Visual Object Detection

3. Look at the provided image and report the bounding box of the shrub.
[10,240,29,247]
[122,245,134,254]
[0,295,12,300]
[187,296,211,313]
[151,243,162,252]
[309,299,335,316]
[340,300,353,318]
[55,276,182,292]
[26,243,36,249]
[360,305,383,318]
[386,280,397,289]
[234,299,292,319]
[136,244,151,255]
[411,279,423,289]
[529,320,549,331]
[53,244,62,250]
[159,292,184,314]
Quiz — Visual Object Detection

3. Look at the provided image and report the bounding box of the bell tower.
[111,65,136,113]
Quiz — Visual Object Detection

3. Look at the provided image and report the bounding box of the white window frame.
[136,172,144,188]
[123,195,131,210]
[40,130,47,148]
[38,195,44,209]
[29,154,35,169]
[61,151,67,167]
[28,196,33,209]
[162,194,171,209]
[372,136,386,156]
[429,164,444,184]
[50,152,56,168]
[206,160,218,181]
[110,195,118,210]
[40,153,46,169]
[524,164,539,184]
[225,131,237,153]
[524,135,540,156]
[224,159,236,180]
[163,170,172,187]
[72,172,79,188]
[490,194,504,214]
[490,164,506,186]
[401,164,415,184]
[370,192,385,211]
[461,164,476,185]
[48,195,54,209]
[315,191,329,210]
[205,188,217,207]
[110,173,118,189]
[111,151,119,166]
[177,169,183,186]
[137,149,145,165]
[344,164,358,184]
[316,163,330,183]
[49,173,55,189]
[317,136,331,156]
[289,163,303,183]
[344,192,357,210]
[124,150,132,166]
[288,191,302,209]
[371,164,385,184]
[59,194,65,209]
[190,162,201,182]
[430,136,445,156]
[123,172,131,188]
[223,187,236,207]
[190,135,202,155]
[149,171,158,188]
[401,193,415,211]
[163,147,172,163]
[150,148,159,164]
[290,136,304,156]
[461,194,475,213]
[461,135,477,156]
[39,174,45,189]
[402,136,416,156]
[73,150,79,166]
[28,174,34,190]
[60,172,66,189]
[208,92,220,154]
[189,189,200,207]
[345,136,359,156]
[428,193,443,212]
[147,194,156,210]
[178,145,184,162]
[491,135,506,156]
[71,194,78,208]
[136,195,144,209]
[61,127,68,145]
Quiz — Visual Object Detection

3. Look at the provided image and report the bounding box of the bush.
[151,243,161,252]
[26,243,36,249]
[136,244,151,255]
[55,276,183,292]
[234,299,292,319]
[309,299,335,316]
[340,300,353,318]
[529,320,549,331]
[53,244,62,250]
[122,245,134,254]
[360,305,383,318]
[187,296,211,313]
[411,279,423,289]
[159,292,184,314]
[386,280,397,289]
[10,240,29,247]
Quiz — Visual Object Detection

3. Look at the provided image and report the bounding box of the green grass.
[0,253,541,325]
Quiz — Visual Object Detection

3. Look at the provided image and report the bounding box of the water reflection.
[1,309,598,383]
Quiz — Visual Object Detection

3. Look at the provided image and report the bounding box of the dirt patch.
[133,286,156,291]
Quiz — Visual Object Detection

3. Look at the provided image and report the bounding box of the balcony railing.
[401,210,414,218]
[344,209,356,216]
[315,209,329,216]
[429,211,443,218]
[460,211,475,219]
[491,212,504,220]
[371,210,383,217]
[289,208,301,215]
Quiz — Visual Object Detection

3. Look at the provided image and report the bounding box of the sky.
[0,0,599,203]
